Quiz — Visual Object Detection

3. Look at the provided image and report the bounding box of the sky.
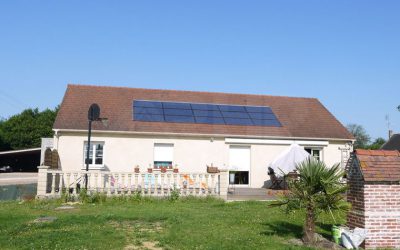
[0,1,399,141]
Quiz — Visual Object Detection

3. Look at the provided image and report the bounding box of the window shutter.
[229,146,251,171]
[154,144,174,162]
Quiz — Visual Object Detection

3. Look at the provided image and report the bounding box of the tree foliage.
[271,159,350,244]
[0,107,58,151]
[366,137,386,150]
[346,123,371,149]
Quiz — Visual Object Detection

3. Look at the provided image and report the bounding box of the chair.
[268,168,283,189]
[284,171,299,189]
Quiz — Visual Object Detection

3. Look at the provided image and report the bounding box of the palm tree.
[271,158,350,244]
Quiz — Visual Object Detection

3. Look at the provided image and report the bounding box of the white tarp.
[270,144,310,175]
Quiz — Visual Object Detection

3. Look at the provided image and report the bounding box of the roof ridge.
[355,149,400,156]
[66,83,319,101]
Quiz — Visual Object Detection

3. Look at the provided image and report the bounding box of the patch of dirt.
[110,220,163,233]
[124,241,162,250]
[285,234,345,250]
[110,220,165,250]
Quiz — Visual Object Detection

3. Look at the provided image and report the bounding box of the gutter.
[53,128,355,143]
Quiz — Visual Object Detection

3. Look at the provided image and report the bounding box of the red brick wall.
[363,184,400,249]
[347,159,365,229]
[347,159,400,249]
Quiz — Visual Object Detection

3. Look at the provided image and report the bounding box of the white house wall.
[54,131,351,188]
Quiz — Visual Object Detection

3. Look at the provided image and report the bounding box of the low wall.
[37,166,229,199]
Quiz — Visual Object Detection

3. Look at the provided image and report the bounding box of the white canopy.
[270,144,310,176]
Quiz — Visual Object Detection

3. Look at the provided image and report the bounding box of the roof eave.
[53,128,355,142]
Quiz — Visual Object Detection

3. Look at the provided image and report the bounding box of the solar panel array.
[133,100,282,127]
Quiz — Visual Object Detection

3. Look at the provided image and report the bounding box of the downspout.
[53,129,60,150]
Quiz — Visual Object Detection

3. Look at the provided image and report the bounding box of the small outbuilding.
[347,149,400,249]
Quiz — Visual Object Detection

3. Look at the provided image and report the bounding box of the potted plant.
[134,165,140,173]
[148,164,153,173]
[161,167,167,173]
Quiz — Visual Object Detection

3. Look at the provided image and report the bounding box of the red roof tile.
[53,84,354,139]
[354,150,400,182]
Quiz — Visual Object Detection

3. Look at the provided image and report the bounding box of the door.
[229,146,250,185]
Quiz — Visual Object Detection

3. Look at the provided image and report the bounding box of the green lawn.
[0,197,341,250]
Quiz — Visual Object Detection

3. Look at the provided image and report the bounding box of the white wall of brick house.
[52,130,350,188]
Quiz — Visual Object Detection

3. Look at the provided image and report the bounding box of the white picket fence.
[36,166,229,199]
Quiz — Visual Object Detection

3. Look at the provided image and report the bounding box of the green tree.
[366,137,386,150]
[271,159,350,245]
[346,123,371,149]
[0,107,58,150]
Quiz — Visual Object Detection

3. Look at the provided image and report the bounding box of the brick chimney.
[389,130,393,139]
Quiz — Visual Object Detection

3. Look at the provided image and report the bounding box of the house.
[50,84,353,188]
[346,149,400,249]
[381,133,400,150]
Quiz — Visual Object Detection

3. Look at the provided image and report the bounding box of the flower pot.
[332,225,341,244]
[173,168,179,173]
[147,168,153,173]
[161,168,167,173]
[134,166,140,173]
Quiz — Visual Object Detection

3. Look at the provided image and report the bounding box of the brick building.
[347,149,400,249]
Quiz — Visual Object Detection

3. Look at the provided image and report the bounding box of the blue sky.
[0,1,399,140]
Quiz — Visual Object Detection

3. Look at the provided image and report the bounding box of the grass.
[0,196,343,250]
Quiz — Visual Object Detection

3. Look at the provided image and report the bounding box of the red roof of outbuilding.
[53,84,353,139]
[355,149,400,182]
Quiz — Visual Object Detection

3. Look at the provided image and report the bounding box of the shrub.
[169,188,180,202]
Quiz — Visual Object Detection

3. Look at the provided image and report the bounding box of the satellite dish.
[88,104,100,121]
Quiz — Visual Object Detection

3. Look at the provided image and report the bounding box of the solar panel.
[191,104,220,111]
[245,106,273,113]
[135,107,164,115]
[134,100,163,108]
[247,112,276,120]
[218,105,246,112]
[221,111,250,119]
[163,102,191,110]
[134,113,164,122]
[133,100,281,127]
[164,109,193,116]
[193,110,222,117]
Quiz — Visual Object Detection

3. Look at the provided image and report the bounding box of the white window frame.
[305,147,323,161]
[83,141,105,170]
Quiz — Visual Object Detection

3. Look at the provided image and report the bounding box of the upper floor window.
[305,148,321,161]
[84,142,104,169]
[153,143,173,168]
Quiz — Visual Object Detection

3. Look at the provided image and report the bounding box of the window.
[84,142,104,169]
[153,143,173,168]
[229,146,250,185]
[305,148,321,161]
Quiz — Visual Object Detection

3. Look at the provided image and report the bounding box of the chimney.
[389,130,393,139]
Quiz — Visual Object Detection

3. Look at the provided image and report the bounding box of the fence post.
[218,169,229,200]
[37,165,50,198]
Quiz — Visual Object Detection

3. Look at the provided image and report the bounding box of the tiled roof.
[53,84,354,139]
[381,134,400,150]
[355,149,400,182]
